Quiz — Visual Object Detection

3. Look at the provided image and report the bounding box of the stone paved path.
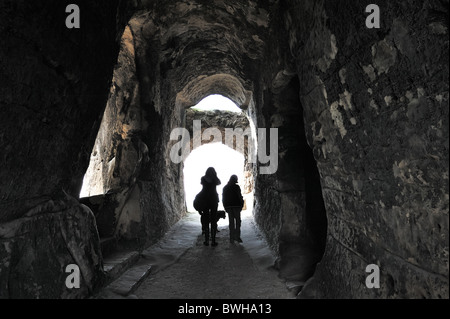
[97,210,294,299]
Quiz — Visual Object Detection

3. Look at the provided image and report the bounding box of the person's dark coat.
[200,175,220,207]
[222,182,244,208]
[194,167,221,211]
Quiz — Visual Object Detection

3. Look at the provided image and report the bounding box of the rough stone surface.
[0,0,131,223]
[80,25,145,199]
[286,0,449,298]
[0,195,105,299]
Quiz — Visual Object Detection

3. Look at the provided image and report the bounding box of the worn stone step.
[106,261,152,296]
[103,250,140,282]
[286,280,306,296]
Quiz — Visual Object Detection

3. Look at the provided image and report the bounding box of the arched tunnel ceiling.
[128,0,270,99]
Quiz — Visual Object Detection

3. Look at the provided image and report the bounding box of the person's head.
[205,167,217,177]
[228,175,238,184]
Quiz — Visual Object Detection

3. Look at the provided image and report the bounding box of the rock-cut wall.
[0,0,132,298]
[285,0,449,298]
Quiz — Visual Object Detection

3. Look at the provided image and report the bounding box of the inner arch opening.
[181,91,256,216]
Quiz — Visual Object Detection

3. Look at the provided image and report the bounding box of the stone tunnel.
[0,0,448,299]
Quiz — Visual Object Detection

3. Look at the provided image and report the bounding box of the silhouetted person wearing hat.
[222,175,244,243]
[194,167,221,246]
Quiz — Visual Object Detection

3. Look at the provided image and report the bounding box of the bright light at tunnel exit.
[183,143,245,213]
[191,94,242,112]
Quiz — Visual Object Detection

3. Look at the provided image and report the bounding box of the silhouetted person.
[222,175,244,243]
[194,167,221,246]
